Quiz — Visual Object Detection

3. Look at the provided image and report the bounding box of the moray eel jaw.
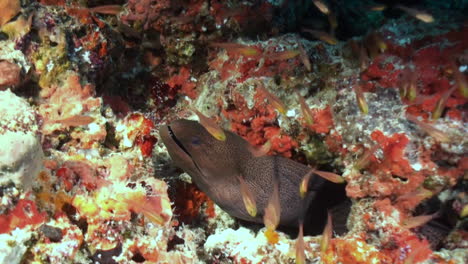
[160,122,202,181]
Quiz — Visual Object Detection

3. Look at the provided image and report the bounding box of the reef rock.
[0,90,43,191]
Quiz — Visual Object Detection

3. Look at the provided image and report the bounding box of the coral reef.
[0,0,466,263]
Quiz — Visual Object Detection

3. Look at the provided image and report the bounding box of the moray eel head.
[160,119,247,207]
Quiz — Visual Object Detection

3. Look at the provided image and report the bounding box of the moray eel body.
[161,119,453,245]
[160,119,343,228]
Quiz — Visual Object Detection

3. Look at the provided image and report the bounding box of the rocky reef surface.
[0,0,466,263]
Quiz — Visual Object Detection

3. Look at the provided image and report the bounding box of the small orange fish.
[299,170,313,198]
[368,4,387,11]
[354,144,379,170]
[295,221,306,264]
[263,179,281,231]
[320,211,332,254]
[353,84,368,114]
[192,109,226,141]
[265,50,300,61]
[402,213,438,229]
[406,115,450,143]
[257,84,287,115]
[89,5,122,15]
[358,43,369,71]
[237,175,257,217]
[249,140,272,157]
[297,93,314,125]
[312,0,330,14]
[396,187,434,203]
[432,85,457,120]
[302,28,338,45]
[297,39,312,72]
[450,61,468,98]
[312,169,345,184]
[369,32,387,53]
[400,67,418,102]
[56,115,95,127]
[396,5,434,23]
[167,15,194,26]
[210,42,262,58]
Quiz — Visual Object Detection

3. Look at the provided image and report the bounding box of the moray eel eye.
[191,136,201,146]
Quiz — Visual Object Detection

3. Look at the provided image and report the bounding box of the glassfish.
[354,144,379,170]
[312,169,345,184]
[402,213,438,229]
[263,179,281,231]
[406,115,450,143]
[302,28,338,45]
[295,221,306,264]
[396,5,434,23]
[249,140,272,157]
[353,84,369,114]
[89,5,122,15]
[432,85,457,120]
[299,170,313,199]
[56,115,95,127]
[297,93,314,125]
[210,42,262,58]
[257,83,287,115]
[297,39,312,72]
[320,211,332,254]
[237,175,257,217]
[192,108,226,141]
[312,0,330,15]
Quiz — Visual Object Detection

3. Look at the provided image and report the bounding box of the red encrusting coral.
[369,130,413,178]
[306,106,335,134]
[171,183,211,224]
[364,26,468,120]
[380,231,433,264]
[166,67,197,99]
[125,113,157,157]
[345,131,428,199]
[221,92,298,158]
[0,199,47,234]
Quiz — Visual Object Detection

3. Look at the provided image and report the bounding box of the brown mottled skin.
[160,119,328,227]
[161,119,452,244]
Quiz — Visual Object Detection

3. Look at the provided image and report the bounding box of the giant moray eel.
[160,119,348,233]
[160,119,453,245]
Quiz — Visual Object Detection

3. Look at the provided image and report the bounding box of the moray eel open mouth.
[167,125,191,158]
